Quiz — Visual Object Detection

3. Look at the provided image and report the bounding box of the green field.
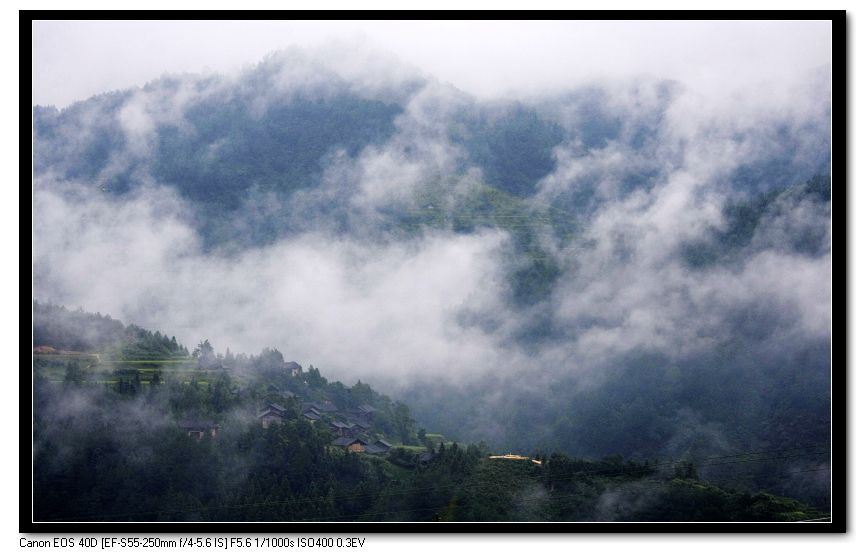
[425,433,446,444]
[392,445,427,453]
[31,353,220,384]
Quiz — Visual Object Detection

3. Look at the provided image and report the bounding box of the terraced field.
[31,352,220,384]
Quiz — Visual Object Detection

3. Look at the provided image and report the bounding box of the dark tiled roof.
[302,411,321,421]
[304,400,338,413]
[332,437,367,447]
[258,403,289,418]
[178,420,218,431]
[301,404,322,415]
[374,439,392,449]
[347,419,371,429]
[284,361,302,371]
[364,443,388,455]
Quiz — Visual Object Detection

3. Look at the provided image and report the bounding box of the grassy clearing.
[370,456,415,480]
[393,445,427,453]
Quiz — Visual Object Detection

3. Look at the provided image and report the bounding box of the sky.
[32,19,831,107]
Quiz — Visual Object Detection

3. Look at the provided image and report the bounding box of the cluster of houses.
[176,397,438,466]
[256,397,393,456]
[173,360,405,457]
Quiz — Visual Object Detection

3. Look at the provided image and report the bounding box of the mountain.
[32,47,833,515]
[33,55,574,250]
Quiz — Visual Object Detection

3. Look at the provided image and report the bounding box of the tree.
[63,361,84,385]
[209,372,234,413]
[393,402,416,445]
[255,347,284,370]
[418,428,435,451]
[674,461,698,480]
[224,347,235,367]
[193,340,217,369]
[304,366,327,389]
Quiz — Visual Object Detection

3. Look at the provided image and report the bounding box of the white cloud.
[30,36,832,418]
[33,181,522,387]
[33,20,830,108]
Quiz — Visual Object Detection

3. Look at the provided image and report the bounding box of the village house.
[363,438,392,455]
[329,420,358,438]
[349,418,371,433]
[258,403,289,429]
[419,451,436,465]
[301,401,339,421]
[314,400,339,414]
[301,405,322,422]
[283,361,302,377]
[330,436,392,455]
[348,404,377,422]
[178,420,219,440]
[331,437,368,453]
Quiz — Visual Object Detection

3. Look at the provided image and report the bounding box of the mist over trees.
[32,304,827,522]
[33,301,188,358]
[32,44,832,516]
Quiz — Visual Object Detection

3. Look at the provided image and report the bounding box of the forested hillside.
[32,306,825,523]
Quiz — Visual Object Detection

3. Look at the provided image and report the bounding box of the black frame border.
[22,8,847,535]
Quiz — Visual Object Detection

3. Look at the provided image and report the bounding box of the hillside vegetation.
[32,304,826,522]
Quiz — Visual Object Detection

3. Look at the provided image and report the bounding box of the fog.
[33,20,830,108]
[33,181,518,386]
[31,30,832,475]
